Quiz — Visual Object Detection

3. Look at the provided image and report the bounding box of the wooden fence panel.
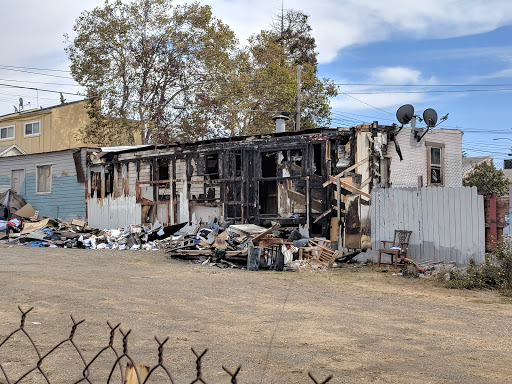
[370,186,485,265]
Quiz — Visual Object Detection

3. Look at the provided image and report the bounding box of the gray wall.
[370,186,485,265]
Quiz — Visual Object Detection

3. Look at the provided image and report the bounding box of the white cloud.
[4,0,512,67]
[203,0,512,64]
[330,66,438,112]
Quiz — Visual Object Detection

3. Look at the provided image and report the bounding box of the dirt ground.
[0,246,511,384]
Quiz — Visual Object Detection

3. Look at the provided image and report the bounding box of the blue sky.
[0,0,511,167]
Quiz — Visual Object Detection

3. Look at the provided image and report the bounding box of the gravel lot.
[0,246,511,383]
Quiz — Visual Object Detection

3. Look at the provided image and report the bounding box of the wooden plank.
[471,187,483,263]
[412,188,421,260]
[168,249,248,257]
[313,206,334,224]
[454,188,463,265]
[287,189,323,212]
[420,187,427,262]
[322,156,370,187]
[360,175,372,189]
[432,187,441,262]
[477,192,485,263]
[439,187,450,262]
[330,177,371,199]
[460,187,469,265]
[370,189,377,253]
[469,186,478,262]
[447,187,457,263]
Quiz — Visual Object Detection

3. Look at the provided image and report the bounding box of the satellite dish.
[396,104,414,125]
[423,108,438,127]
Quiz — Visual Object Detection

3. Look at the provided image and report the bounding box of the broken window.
[90,171,101,198]
[427,144,444,186]
[261,152,277,177]
[235,151,242,177]
[259,180,278,214]
[205,153,219,179]
[288,149,302,176]
[313,143,322,176]
[104,167,113,197]
[37,165,52,193]
[157,158,169,181]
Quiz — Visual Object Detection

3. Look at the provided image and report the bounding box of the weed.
[400,264,419,278]
[446,237,512,293]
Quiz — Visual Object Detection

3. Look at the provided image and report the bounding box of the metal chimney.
[272,114,290,133]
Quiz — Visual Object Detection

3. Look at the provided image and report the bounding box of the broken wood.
[313,207,334,224]
[251,223,281,244]
[124,363,149,384]
[167,249,248,257]
[359,175,372,189]
[323,156,370,187]
[330,177,371,199]
[287,189,322,212]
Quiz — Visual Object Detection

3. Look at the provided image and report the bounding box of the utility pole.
[295,64,301,131]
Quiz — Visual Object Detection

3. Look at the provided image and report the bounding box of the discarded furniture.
[300,239,338,268]
[378,230,412,267]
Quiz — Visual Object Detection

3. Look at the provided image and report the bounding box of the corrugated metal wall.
[87,196,141,229]
[371,186,485,265]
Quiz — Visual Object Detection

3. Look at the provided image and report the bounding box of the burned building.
[87,123,396,249]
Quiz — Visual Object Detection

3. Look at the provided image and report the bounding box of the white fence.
[370,187,485,265]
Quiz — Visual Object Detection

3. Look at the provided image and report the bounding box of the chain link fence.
[0,307,332,384]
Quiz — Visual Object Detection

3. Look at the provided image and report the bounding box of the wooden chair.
[301,240,338,268]
[378,230,412,267]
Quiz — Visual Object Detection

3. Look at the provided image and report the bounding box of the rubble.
[0,189,354,271]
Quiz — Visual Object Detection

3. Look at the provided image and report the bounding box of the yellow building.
[0,100,94,155]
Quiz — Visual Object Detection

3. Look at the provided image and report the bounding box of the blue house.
[0,148,93,221]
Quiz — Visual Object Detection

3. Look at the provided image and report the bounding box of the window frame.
[24,120,40,137]
[426,141,445,186]
[36,164,53,194]
[11,169,26,194]
[0,125,15,141]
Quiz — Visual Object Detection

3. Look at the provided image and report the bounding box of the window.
[0,125,14,140]
[24,121,40,136]
[205,153,219,179]
[427,143,444,186]
[37,165,52,193]
[11,169,25,194]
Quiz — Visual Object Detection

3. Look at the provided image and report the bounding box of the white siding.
[387,127,463,188]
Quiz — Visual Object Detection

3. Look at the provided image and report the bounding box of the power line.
[0,66,74,80]
[334,82,512,87]
[0,78,81,87]
[0,83,83,96]
[337,91,394,115]
[0,64,71,73]
[341,88,512,95]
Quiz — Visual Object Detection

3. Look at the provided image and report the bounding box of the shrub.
[446,238,512,292]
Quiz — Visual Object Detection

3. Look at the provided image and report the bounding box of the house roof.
[462,156,493,174]
[0,144,26,157]
[0,99,86,121]
[97,127,350,155]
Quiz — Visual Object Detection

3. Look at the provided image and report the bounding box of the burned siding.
[87,126,395,244]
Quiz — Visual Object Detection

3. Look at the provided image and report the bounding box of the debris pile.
[0,190,355,271]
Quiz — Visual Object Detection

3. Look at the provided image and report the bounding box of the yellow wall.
[0,100,89,154]
[0,100,144,153]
